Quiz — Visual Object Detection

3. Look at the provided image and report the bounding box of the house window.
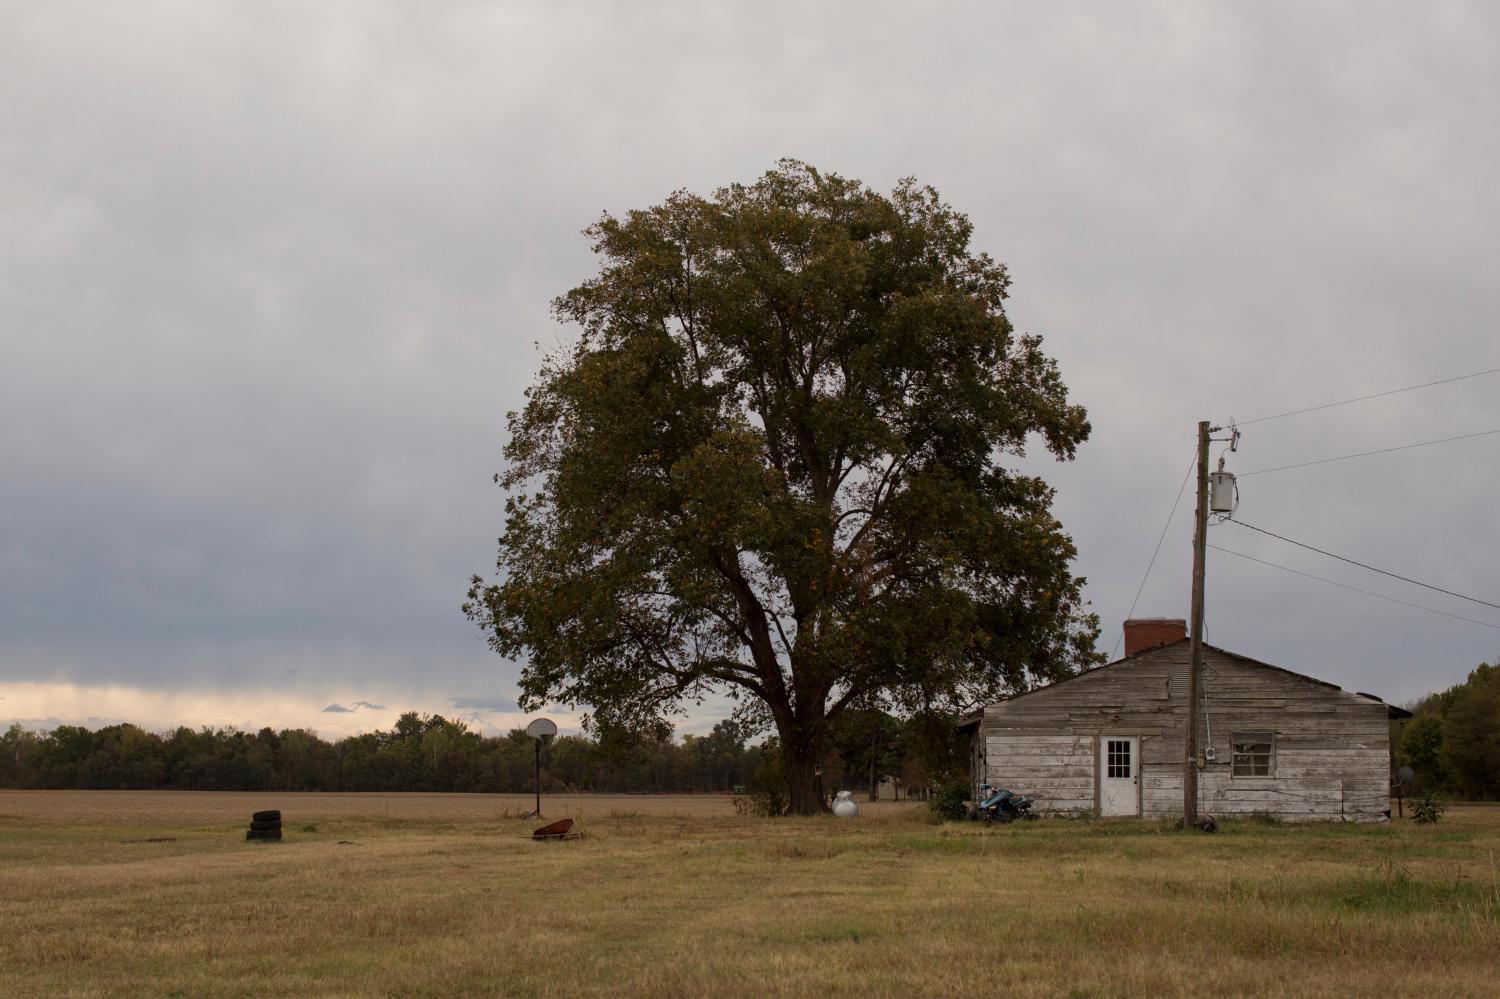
[1231,733,1274,776]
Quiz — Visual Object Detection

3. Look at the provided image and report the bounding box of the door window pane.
[1107,739,1132,779]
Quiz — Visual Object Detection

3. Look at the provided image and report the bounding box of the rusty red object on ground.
[532,818,574,840]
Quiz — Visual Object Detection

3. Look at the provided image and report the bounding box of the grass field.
[3,791,1498,997]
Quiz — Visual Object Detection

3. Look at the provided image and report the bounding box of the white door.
[1099,736,1140,816]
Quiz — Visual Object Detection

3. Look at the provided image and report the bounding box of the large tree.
[466,161,1099,814]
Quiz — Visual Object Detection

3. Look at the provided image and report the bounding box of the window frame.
[1230,731,1275,777]
[1105,738,1133,779]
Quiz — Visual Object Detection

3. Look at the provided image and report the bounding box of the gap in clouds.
[0,681,584,740]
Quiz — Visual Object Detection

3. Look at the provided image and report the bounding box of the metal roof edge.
[972,638,1407,718]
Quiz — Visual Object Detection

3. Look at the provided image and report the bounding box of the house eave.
[955,710,984,733]
[974,638,1408,718]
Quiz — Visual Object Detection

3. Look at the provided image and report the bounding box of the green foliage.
[466,161,1099,813]
[1441,663,1500,798]
[1411,789,1446,824]
[826,705,903,794]
[1399,661,1500,800]
[928,779,972,821]
[734,739,788,817]
[1397,712,1453,791]
[0,716,786,795]
[901,711,970,785]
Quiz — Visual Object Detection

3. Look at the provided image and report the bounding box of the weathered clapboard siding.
[976,642,1395,822]
[984,734,1096,814]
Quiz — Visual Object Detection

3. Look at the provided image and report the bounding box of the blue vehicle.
[974,783,1038,823]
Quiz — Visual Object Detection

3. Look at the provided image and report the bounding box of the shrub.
[927,780,971,822]
[1411,789,1446,824]
[733,747,787,817]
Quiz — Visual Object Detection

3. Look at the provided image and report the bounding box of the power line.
[1111,450,1196,659]
[1238,365,1500,427]
[1238,427,1500,477]
[1208,543,1500,632]
[1226,519,1500,612]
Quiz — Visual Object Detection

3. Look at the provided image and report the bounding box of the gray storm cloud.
[3,1,1498,737]
[321,701,386,714]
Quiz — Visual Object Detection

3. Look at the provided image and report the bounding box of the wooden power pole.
[1184,420,1212,826]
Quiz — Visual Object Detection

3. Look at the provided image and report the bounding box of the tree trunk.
[781,737,827,816]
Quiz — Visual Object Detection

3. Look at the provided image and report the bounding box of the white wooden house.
[958,618,1410,822]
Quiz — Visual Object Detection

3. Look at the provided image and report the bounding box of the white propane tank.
[1209,470,1236,514]
[832,790,859,818]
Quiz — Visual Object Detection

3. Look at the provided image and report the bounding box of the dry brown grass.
[2,792,1498,997]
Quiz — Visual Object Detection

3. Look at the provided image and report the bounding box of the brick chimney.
[1123,618,1187,656]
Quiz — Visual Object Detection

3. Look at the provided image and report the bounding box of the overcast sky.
[4,1,1498,740]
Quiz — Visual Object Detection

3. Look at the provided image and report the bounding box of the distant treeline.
[0,708,963,795]
[1397,660,1500,800]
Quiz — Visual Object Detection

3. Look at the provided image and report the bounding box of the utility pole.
[1185,420,1213,826]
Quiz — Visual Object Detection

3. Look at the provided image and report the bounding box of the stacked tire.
[246,809,282,842]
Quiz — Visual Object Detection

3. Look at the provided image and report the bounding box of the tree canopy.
[467,161,1099,813]
[1398,660,1500,799]
[0,712,959,799]
[0,717,771,795]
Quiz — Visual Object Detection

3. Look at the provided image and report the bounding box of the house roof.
[955,637,1411,728]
